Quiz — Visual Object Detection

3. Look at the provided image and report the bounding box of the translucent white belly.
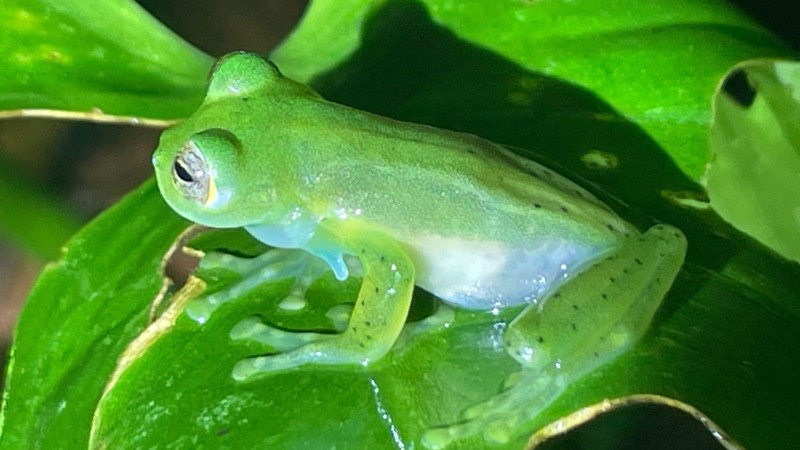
[407,233,612,310]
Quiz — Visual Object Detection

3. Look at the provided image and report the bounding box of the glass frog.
[152,52,686,447]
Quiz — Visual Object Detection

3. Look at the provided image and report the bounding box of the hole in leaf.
[722,68,756,108]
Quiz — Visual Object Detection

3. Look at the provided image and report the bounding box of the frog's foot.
[422,367,564,449]
[231,302,450,380]
[231,230,417,381]
[230,316,337,353]
[184,248,327,324]
[231,304,409,380]
[231,288,412,379]
[228,301,353,350]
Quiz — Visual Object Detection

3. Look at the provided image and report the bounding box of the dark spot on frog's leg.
[362,299,367,306]
[365,321,372,327]
[593,351,600,358]
[537,336,545,343]
[534,203,542,208]
[609,277,616,283]
[635,258,643,265]
[571,323,577,331]
[217,428,229,436]
[572,304,579,310]
[607,224,615,231]
[374,286,379,294]
[674,232,681,239]
[553,292,561,299]
[601,293,608,300]
[623,268,630,274]
[242,97,250,102]
[560,206,569,213]
[380,255,385,263]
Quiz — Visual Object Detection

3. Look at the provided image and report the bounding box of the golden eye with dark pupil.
[172,141,212,204]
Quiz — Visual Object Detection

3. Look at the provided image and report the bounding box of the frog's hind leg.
[422,224,686,449]
[503,224,687,372]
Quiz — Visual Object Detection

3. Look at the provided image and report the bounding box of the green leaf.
[274,0,796,180]
[82,231,800,450]
[0,0,213,122]
[4,1,800,450]
[0,181,188,449]
[706,60,800,263]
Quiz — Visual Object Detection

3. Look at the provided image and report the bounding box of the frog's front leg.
[233,228,415,380]
[422,224,686,449]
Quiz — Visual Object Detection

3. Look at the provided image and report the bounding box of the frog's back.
[292,102,634,309]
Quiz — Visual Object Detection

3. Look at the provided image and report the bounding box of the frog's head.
[153,52,313,228]
[154,126,253,227]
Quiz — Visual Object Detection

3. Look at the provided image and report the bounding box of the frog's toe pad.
[232,356,270,381]
[277,294,307,311]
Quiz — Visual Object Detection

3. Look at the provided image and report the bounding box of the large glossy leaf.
[3,1,800,450]
[0,0,213,122]
[274,0,795,179]
[0,181,188,449]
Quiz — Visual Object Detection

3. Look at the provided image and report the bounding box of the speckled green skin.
[152,53,687,447]
[154,54,630,245]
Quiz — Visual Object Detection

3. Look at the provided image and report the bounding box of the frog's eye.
[172,140,214,205]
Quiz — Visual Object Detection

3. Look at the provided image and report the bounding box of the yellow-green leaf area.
[707,60,800,263]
